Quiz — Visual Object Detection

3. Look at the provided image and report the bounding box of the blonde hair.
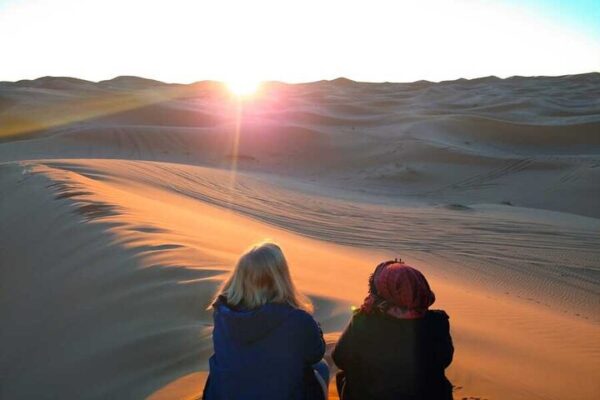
[213,241,313,312]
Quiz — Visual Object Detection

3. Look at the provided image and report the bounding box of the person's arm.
[431,311,454,369]
[332,315,357,371]
[298,310,326,365]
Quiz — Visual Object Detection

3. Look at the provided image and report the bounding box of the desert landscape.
[1,73,599,399]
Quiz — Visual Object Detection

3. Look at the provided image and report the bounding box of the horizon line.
[2,71,599,87]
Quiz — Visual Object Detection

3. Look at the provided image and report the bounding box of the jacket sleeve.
[299,311,326,365]
[431,311,454,369]
[331,316,356,371]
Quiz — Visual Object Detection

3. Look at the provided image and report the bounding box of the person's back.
[332,260,453,400]
[203,242,329,400]
[205,297,325,399]
[333,310,452,400]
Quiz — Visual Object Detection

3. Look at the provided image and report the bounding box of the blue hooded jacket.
[203,297,326,400]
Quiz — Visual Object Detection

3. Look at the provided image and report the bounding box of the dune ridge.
[2,73,599,217]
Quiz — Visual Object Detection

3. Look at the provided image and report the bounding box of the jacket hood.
[213,297,296,345]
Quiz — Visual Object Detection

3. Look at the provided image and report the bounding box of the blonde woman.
[203,242,329,400]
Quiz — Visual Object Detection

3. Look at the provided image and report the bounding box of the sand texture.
[1,74,599,399]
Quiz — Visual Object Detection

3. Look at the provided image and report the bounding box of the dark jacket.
[203,297,326,400]
[332,310,453,400]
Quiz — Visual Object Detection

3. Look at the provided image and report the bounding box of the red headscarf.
[360,260,435,319]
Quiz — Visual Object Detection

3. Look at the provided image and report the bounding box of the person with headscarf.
[332,259,454,400]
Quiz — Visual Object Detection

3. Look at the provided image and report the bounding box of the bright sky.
[1,0,599,84]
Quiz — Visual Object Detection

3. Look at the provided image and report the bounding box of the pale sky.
[1,0,599,84]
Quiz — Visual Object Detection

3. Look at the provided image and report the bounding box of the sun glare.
[226,78,261,97]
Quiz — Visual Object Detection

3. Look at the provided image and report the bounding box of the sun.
[226,78,261,97]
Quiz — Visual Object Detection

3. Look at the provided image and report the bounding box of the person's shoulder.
[288,307,318,325]
[348,310,378,330]
[425,309,451,328]
[267,304,314,326]
[351,310,369,322]
[427,309,450,320]
[283,307,321,335]
[212,296,232,315]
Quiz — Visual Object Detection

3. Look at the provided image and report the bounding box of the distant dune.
[0,74,599,399]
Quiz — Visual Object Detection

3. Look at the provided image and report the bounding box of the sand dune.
[2,73,599,216]
[1,74,599,399]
